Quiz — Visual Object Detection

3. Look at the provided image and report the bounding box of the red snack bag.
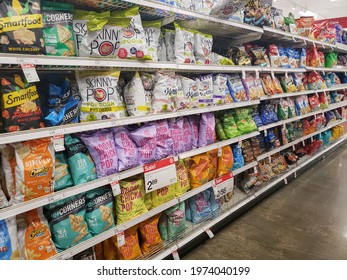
[306,46,321,67]
[318,51,325,67]
[308,94,320,111]
[268,44,280,67]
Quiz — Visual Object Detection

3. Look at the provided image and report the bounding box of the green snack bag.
[325,52,337,68]
[64,135,97,186]
[216,118,227,140]
[54,152,73,191]
[222,112,240,139]
[43,1,76,56]
[166,202,187,239]
[85,187,115,236]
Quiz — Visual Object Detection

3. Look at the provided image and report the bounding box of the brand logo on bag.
[99,41,113,56]
[94,88,107,102]
[123,29,134,38]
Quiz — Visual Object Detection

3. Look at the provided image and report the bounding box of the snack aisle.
[0,0,347,261]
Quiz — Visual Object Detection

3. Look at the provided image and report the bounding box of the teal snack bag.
[158,213,168,241]
[54,152,74,191]
[166,202,187,239]
[85,187,115,236]
[45,194,92,251]
[64,134,97,185]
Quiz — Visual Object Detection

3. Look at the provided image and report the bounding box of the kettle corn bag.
[164,29,176,62]
[81,129,118,178]
[76,70,126,122]
[44,194,92,250]
[64,134,97,185]
[54,152,73,191]
[152,72,177,113]
[0,186,8,209]
[213,74,229,105]
[17,208,57,260]
[180,75,199,108]
[85,187,115,236]
[143,20,161,61]
[116,176,148,224]
[155,119,174,161]
[197,74,214,107]
[12,138,54,203]
[151,183,177,208]
[174,22,195,64]
[139,215,162,253]
[0,217,20,260]
[175,159,191,197]
[113,127,139,171]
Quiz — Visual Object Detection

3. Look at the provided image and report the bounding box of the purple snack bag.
[183,117,193,152]
[155,120,174,160]
[80,129,118,178]
[198,113,215,147]
[169,117,185,155]
[113,127,139,171]
[130,123,157,165]
[187,115,199,149]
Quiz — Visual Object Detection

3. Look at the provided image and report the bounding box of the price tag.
[53,135,65,152]
[218,148,222,157]
[310,137,313,142]
[268,156,271,163]
[109,179,121,196]
[264,129,268,137]
[253,166,257,173]
[292,145,296,151]
[144,157,177,193]
[20,64,40,82]
[284,178,288,185]
[238,140,242,147]
[205,228,214,239]
[117,231,125,247]
[294,172,297,178]
[302,141,306,147]
[172,249,180,260]
[213,173,234,199]
[255,70,260,80]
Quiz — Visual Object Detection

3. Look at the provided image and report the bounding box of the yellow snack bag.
[188,153,210,189]
[139,214,162,253]
[116,176,148,224]
[151,183,176,208]
[12,138,54,203]
[217,146,234,177]
[145,192,152,210]
[207,149,218,181]
[175,160,191,197]
[17,208,57,260]
[116,225,142,260]
[102,237,118,260]
[331,125,344,140]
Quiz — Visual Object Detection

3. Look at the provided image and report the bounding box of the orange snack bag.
[217,146,234,177]
[94,243,104,260]
[188,153,210,189]
[17,208,57,260]
[12,138,54,202]
[116,225,142,260]
[139,214,162,253]
[207,149,218,181]
[102,237,118,260]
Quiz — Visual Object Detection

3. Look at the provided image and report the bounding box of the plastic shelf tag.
[117,231,125,247]
[21,64,40,82]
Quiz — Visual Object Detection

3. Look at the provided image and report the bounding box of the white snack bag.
[174,76,189,110]
[0,145,16,204]
[197,74,214,107]
[0,187,8,209]
[174,22,196,64]
[164,29,176,62]
[176,0,196,10]
[158,33,167,61]
[210,0,247,21]
[194,32,213,64]
[111,7,150,60]
[76,70,126,121]
[180,76,199,108]
[124,72,151,116]
[213,74,229,105]
[195,0,216,14]
[152,72,178,113]
[0,217,20,260]
[143,20,161,61]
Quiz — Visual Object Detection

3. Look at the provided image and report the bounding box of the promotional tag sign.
[20,64,40,82]
[109,179,121,196]
[117,231,125,247]
[172,249,180,260]
[144,157,177,193]
[205,228,214,239]
[53,135,65,152]
[213,172,234,199]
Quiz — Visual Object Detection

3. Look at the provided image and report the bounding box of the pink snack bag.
[198,113,215,147]
[130,123,157,165]
[80,129,118,178]
[169,117,185,155]
[113,127,139,171]
[187,115,200,149]
[155,120,174,161]
[183,117,193,152]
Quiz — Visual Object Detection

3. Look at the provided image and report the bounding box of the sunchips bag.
[111,7,150,60]
[42,1,75,56]
[76,70,126,122]
[54,152,73,191]
[139,215,162,253]
[44,194,92,251]
[1,74,44,132]
[0,0,45,54]
[12,138,54,203]
[64,134,97,185]
[17,208,57,260]
[85,187,115,236]
[0,217,20,260]
[143,20,161,61]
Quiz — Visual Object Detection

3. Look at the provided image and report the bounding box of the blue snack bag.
[232,144,244,170]
[0,218,20,260]
[189,190,211,224]
[166,202,187,238]
[85,187,115,236]
[208,188,222,215]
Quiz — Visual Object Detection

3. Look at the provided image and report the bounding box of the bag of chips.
[221,111,240,139]
[278,99,289,120]
[65,134,97,185]
[260,74,276,96]
[111,7,150,60]
[182,117,193,152]
[279,75,297,93]
[116,226,143,260]
[227,74,248,102]
[166,202,187,238]
[158,213,168,241]
[278,47,290,68]
[0,217,20,260]
[168,117,185,155]
[189,190,212,223]
[81,129,118,178]
[164,29,176,62]
[143,20,161,61]
[152,72,177,113]
[116,176,148,224]
[291,73,305,92]
[296,16,314,37]
[151,183,176,208]
[54,152,73,191]
[213,74,229,105]
[17,208,57,260]
[217,146,234,177]
[188,153,210,189]
[300,48,307,68]
[242,73,258,100]
[76,70,126,122]
[139,215,162,253]
[43,1,76,56]
[268,44,280,67]
[198,113,215,147]
[174,22,195,64]
[187,115,199,149]
[232,145,244,170]
[197,74,214,107]
[0,145,16,204]
[175,159,190,197]
[0,0,45,54]
[180,75,199,108]
[194,31,212,64]
[44,194,92,250]
[113,127,138,171]
[102,237,118,260]
[233,108,257,134]
[85,187,115,236]
[155,119,174,161]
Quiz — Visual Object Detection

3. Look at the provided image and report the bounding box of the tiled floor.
[184,144,347,260]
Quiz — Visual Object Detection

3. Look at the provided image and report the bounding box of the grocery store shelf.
[233,161,258,176]
[151,135,346,260]
[260,67,305,73]
[178,131,260,159]
[0,100,259,145]
[257,119,346,161]
[258,100,347,131]
[306,66,347,73]
[260,83,347,100]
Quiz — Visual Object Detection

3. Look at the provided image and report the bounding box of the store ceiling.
[272,0,347,20]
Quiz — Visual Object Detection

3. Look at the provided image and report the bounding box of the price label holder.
[117,231,125,247]
[144,157,177,193]
[205,228,214,239]
[109,179,121,196]
[53,135,65,152]
[253,165,257,173]
[20,64,40,83]
[294,172,297,178]
[171,248,180,260]
[302,141,306,147]
[218,148,222,157]
[213,172,234,199]
[284,178,288,185]
[238,140,242,148]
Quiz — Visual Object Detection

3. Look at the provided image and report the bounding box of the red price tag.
[213,172,234,199]
[53,135,64,152]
